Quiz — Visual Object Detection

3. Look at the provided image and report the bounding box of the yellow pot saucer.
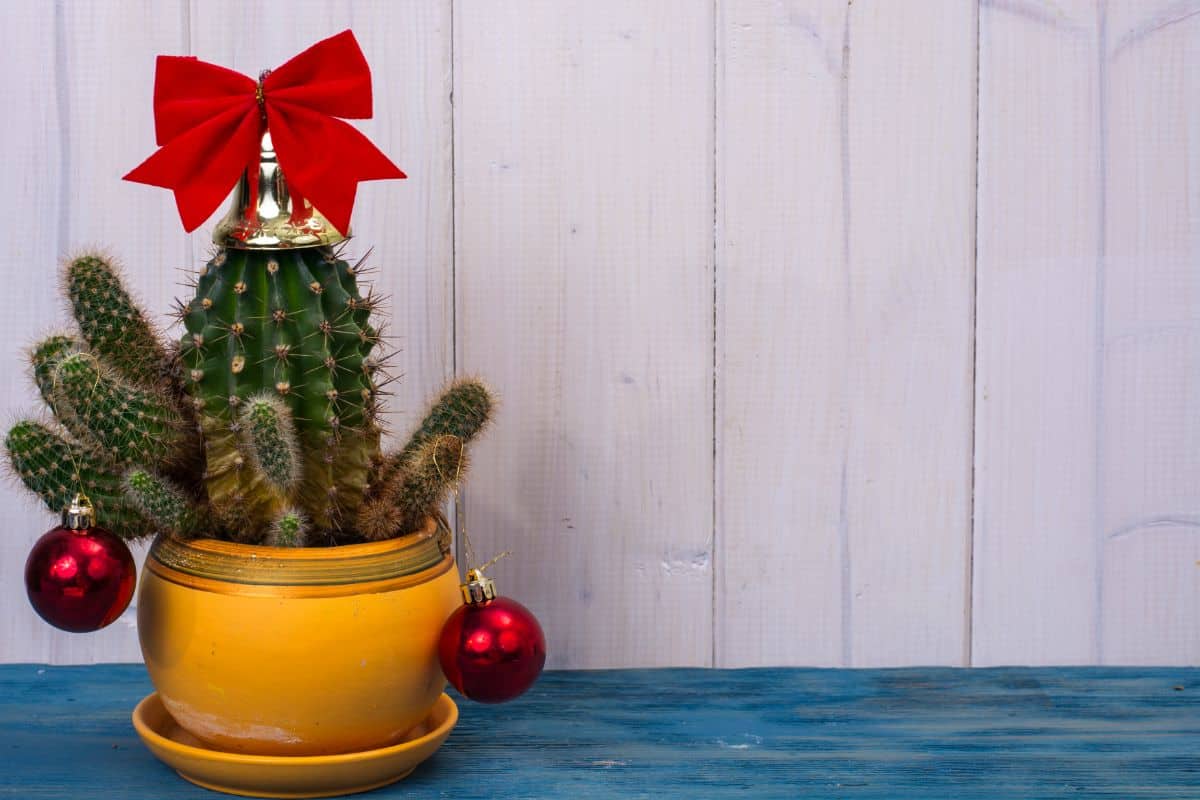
[132,692,458,799]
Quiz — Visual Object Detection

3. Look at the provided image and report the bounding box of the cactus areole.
[5,31,494,547]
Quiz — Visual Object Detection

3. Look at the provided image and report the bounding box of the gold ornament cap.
[62,493,95,531]
[460,568,497,605]
[212,131,348,250]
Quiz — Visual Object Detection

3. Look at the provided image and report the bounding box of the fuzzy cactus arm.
[370,378,493,497]
[29,334,81,411]
[51,352,184,468]
[266,507,309,547]
[64,253,173,390]
[239,393,300,492]
[5,420,154,539]
[123,468,200,537]
[358,435,465,541]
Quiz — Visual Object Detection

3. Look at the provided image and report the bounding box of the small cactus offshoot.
[4,251,494,545]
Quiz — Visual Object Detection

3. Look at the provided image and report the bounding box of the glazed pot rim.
[145,516,454,594]
[172,515,445,560]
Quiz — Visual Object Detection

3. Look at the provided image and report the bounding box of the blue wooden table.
[1,665,1197,798]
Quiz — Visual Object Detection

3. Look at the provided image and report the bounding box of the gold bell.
[212,131,348,250]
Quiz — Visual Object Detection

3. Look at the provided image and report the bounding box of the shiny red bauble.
[439,596,546,703]
[25,524,136,632]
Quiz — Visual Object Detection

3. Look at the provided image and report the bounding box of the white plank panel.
[0,1,189,664]
[0,2,66,664]
[973,0,1101,666]
[716,0,848,667]
[717,0,976,667]
[841,0,977,667]
[975,0,1200,667]
[454,0,715,668]
[1100,0,1200,664]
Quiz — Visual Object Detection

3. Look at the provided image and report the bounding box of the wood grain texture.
[974,0,1200,666]
[0,1,65,666]
[973,0,1102,666]
[0,1,190,665]
[1100,0,1200,665]
[453,0,715,668]
[3,664,1199,798]
[717,0,977,667]
[2,1,1197,669]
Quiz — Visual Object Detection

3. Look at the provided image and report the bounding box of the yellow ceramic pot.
[137,517,463,756]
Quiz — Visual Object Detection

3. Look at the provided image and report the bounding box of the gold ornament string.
[432,433,510,575]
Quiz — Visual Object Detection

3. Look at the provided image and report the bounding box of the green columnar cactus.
[4,250,494,546]
[179,248,383,534]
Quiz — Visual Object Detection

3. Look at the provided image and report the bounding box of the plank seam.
[710,0,719,670]
[838,1,853,669]
[967,0,982,669]
[1092,0,1109,665]
[449,0,462,569]
[53,0,69,259]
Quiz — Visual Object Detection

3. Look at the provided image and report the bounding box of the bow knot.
[255,70,270,114]
[124,30,405,235]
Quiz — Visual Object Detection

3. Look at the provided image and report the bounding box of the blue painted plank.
[0,665,1197,798]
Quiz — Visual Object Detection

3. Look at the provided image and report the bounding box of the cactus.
[30,334,80,410]
[266,508,309,547]
[4,249,494,546]
[6,420,152,538]
[64,253,172,390]
[239,393,299,492]
[51,352,183,468]
[180,248,383,534]
[359,435,466,541]
[370,378,494,496]
[123,469,198,537]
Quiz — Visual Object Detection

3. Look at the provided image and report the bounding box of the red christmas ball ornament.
[439,567,546,703]
[25,495,136,633]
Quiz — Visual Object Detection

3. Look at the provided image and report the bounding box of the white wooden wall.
[1,0,1196,668]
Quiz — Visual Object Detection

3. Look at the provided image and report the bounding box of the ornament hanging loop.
[461,569,497,605]
[460,551,512,605]
[63,493,95,531]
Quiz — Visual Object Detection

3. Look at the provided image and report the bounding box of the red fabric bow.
[124,30,405,234]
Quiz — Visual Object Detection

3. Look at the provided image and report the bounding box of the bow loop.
[124,30,404,234]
